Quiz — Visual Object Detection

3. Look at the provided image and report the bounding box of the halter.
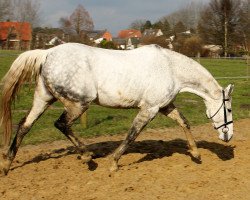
[207,90,233,139]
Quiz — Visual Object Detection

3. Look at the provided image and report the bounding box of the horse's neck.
[178,62,222,103]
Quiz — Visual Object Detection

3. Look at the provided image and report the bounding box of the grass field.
[0,50,249,145]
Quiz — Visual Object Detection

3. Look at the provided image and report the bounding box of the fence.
[194,56,250,80]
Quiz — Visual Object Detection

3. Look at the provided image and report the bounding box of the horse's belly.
[95,83,175,109]
[95,89,140,108]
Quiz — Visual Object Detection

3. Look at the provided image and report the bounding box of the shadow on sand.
[11,139,235,171]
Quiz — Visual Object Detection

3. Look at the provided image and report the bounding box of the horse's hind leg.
[0,80,55,175]
[160,103,200,160]
[110,107,159,172]
[54,101,92,162]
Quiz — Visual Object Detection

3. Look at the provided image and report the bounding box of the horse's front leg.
[160,103,201,160]
[110,107,159,172]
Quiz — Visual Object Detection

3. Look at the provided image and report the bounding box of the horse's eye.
[227,109,232,112]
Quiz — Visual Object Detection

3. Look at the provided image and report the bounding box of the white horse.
[0,43,234,175]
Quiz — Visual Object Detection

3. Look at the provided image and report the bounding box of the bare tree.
[198,0,243,57]
[237,0,250,52]
[129,19,146,31]
[173,21,187,33]
[60,4,94,36]
[12,0,40,27]
[69,4,94,35]
[59,17,73,34]
[0,0,41,27]
[164,1,205,29]
[59,5,94,44]
[0,0,11,21]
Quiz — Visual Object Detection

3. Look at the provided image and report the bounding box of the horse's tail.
[0,49,49,146]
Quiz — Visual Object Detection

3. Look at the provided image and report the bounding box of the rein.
[207,90,233,138]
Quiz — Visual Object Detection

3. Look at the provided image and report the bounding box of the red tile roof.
[0,22,32,41]
[118,29,142,39]
[102,31,112,41]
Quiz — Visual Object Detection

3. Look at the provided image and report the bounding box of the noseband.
[207,90,233,137]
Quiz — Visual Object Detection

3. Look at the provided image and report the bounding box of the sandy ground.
[0,119,249,200]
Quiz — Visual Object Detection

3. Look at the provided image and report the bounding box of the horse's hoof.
[0,156,10,177]
[81,156,92,163]
[109,161,119,173]
[0,168,8,177]
[79,152,93,163]
[189,150,201,161]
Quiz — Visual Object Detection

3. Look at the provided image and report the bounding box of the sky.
[40,0,209,36]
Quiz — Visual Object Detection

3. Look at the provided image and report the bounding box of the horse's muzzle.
[223,134,233,143]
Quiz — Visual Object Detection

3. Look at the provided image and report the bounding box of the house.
[0,21,32,50]
[112,38,127,49]
[113,37,141,50]
[203,45,223,58]
[118,29,142,39]
[143,29,163,37]
[33,27,69,49]
[116,29,142,49]
[86,30,112,44]
[45,36,65,48]
[180,30,191,35]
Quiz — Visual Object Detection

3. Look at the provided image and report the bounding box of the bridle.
[207,90,233,139]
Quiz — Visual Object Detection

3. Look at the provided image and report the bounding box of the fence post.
[197,52,201,63]
[80,112,88,128]
[247,55,249,81]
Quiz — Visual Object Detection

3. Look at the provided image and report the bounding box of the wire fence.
[194,56,250,80]
[215,76,250,79]
[0,53,21,57]
[0,54,249,85]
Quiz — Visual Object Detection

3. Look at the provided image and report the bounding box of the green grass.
[199,58,249,77]
[0,51,249,145]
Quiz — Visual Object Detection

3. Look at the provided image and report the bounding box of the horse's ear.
[225,84,234,97]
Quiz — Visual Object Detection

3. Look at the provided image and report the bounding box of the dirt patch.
[0,119,250,200]
[241,93,250,97]
[240,104,250,109]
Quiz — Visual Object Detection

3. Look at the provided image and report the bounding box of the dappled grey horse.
[0,43,234,175]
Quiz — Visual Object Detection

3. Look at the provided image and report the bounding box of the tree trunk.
[224,8,228,57]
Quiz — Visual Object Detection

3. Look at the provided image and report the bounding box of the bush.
[98,40,117,49]
[141,36,169,48]
[181,36,203,57]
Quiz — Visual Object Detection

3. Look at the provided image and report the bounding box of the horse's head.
[206,84,234,142]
